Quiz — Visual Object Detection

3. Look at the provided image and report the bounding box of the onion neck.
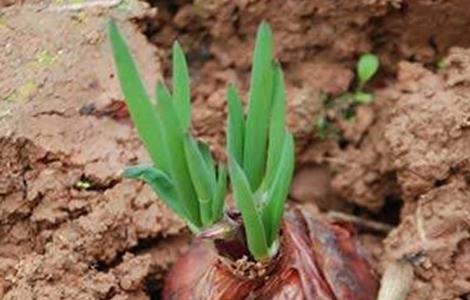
[198,210,280,265]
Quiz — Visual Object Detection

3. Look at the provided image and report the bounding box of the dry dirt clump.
[0,4,188,299]
[379,48,470,299]
[377,0,470,68]
[325,47,470,211]
[383,178,470,300]
[385,48,470,201]
[140,0,470,86]
[325,96,399,211]
[142,0,392,67]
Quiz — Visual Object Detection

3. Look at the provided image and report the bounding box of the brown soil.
[1,0,470,299]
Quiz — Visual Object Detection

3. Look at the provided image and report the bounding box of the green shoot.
[184,135,215,226]
[227,86,245,165]
[243,22,274,191]
[354,53,379,104]
[227,22,295,261]
[314,53,380,139]
[172,42,191,130]
[356,53,379,90]
[353,91,373,104]
[229,158,269,261]
[262,133,295,245]
[109,21,226,233]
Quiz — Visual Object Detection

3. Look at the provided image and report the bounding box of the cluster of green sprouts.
[316,53,379,139]
[226,23,294,260]
[109,21,294,261]
[109,22,227,233]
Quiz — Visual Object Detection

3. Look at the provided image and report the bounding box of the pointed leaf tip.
[109,21,171,171]
[172,40,191,130]
[243,21,275,190]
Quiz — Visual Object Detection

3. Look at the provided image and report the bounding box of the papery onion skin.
[163,209,378,300]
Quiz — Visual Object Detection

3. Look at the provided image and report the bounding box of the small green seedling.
[109,21,227,233]
[354,53,379,104]
[226,23,295,261]
[314,53,380,139]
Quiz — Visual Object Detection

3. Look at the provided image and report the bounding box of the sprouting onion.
[226,22,295,261]
[109,20,294,261]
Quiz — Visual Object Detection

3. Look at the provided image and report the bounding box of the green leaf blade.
[197,140,216,184]
[229,158,269,261]
[183,135,215,226]
[173,42,191,130]
[353,91,374,104]
[262,133,295,246]
[357,53,379,86]
[156,83,201,227]
[123,166,194,227]
[243,21,275,190]
[263,64,286,190]
[108,21,168,172]
[227,85,245,165]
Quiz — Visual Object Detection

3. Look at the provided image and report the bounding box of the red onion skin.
[163,209,378,300]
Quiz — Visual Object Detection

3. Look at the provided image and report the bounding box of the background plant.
[109,21,227,233]
[226,22,295,261]
[315,53,380,139]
